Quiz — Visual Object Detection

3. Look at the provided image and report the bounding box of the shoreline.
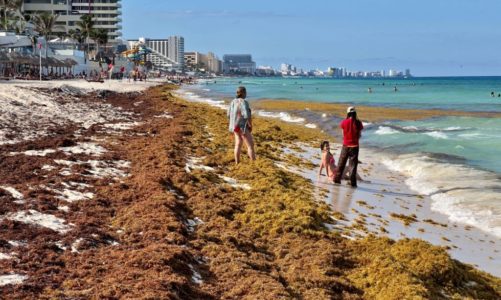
[0,82,499,298]
[281,142,501,277]
[177,85,501,277]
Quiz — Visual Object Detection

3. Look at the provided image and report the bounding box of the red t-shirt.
[340,118,363,146]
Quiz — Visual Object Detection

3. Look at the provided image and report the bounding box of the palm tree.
[68,28,85,51]
[0,0,22,31]
[76,14,94,63]
[92,28,108,56]
[32,12,62,71]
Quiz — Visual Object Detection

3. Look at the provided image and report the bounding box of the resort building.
[206,52,222,74]
[184,51,222,74]
[127,36,185,71]
[184,51,203,70]
[21,0,123,42]
[222,54,256,74]
[167,36,184,69]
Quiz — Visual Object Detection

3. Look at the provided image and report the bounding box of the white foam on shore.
[424,131,448,139]
[6,209,72,233]
[0,274,28,286]
[305,123,317,129]
[383,153,501,238]
[176,90,227,110]
[257,111,305,123]
[375,126,399,135]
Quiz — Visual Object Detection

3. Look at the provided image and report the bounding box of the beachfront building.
[222,54,256,75]
[184,51,204,70]
[127,36,184,71]
[256,66,275,76]
[21,0,123,42]
[168,36,184,69]
[184,51,222,74]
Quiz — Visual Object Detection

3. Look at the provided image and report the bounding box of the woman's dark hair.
[347,111,363,131]
[236,86,246,98]
[347,111,357,119]
[320,140,329,150]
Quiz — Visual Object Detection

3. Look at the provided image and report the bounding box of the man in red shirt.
[334,106,364,187]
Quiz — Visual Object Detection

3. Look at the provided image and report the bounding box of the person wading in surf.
[334,106,364,187]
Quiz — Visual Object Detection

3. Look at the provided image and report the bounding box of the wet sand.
[282,144,501,277]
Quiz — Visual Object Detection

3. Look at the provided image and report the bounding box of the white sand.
[0,274,28,286]
[6,209,73,234]
[0,79,162,145]
[185,157,215,173]
[0,186,24,200]
[219,176,251,190]
[0,253,13,260]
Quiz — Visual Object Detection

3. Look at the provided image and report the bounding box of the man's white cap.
[347,106,356,113]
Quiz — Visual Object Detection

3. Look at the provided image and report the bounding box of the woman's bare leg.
[234,132,243,164]
[242,131,256,160]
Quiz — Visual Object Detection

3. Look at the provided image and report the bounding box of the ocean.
[179,76,501,238]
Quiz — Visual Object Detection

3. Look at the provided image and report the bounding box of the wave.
[375,126,400,135]
[424,131,449,139]
[382,153,501,238]
[176,89,227,110]
[257,111,305,123]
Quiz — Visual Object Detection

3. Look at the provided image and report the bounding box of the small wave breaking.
[382,153,501,238]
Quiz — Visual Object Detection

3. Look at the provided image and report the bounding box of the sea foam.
[375,126,399,135]
[383,153,501,238]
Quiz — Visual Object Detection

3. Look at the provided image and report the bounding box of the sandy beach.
[0,81,499,299]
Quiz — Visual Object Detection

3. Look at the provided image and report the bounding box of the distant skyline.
[123,0,501,76]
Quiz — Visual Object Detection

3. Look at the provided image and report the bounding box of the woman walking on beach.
[334,106,364,187]
[228,86,256,164]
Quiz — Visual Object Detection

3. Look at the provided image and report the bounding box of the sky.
[123,0,501,76]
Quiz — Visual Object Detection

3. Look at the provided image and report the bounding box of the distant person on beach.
[393,86,398,92]
[491,91,495,97]
[368,87,372,93]
[334,106,364,187]
[228,86,256,164]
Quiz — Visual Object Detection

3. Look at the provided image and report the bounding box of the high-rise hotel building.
[22,0,123,42]
[127,36,185,70]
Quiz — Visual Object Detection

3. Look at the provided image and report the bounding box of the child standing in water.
[318,141,336,180]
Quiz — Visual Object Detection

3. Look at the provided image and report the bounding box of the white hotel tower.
[22,0,123,42]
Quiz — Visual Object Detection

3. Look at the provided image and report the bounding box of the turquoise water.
[198,77,501,173]
[202,77,501,112]
[182,77,501,238]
